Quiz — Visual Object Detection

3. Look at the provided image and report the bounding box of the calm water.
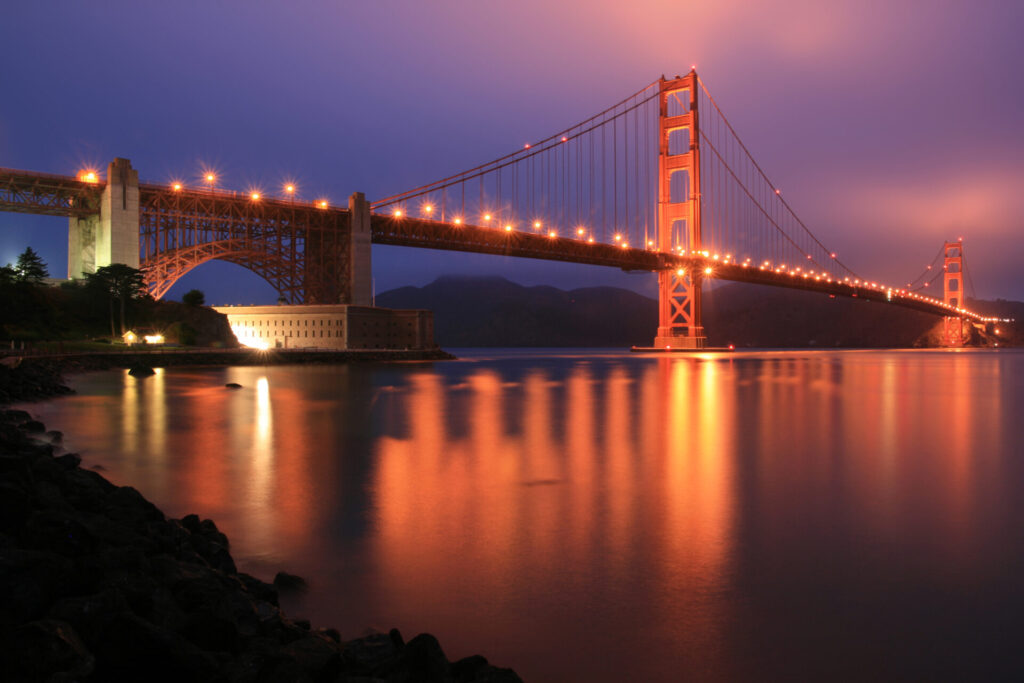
[21,349,1024,681]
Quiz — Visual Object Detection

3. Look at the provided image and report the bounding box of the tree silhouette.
[182,289,205,306]
[15,247,48,284]
[85,264,146,336]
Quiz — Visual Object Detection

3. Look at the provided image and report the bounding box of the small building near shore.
[123,328,165,345]
[213,304,435,351]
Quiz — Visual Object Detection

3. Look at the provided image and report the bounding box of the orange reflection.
[373,358,737,673]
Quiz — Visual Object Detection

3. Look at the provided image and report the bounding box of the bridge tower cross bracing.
[653,72,706,349]
[68,158,140,279]
[943,240,967,346]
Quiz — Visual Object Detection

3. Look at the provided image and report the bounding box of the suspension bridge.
[0,70,1000,347]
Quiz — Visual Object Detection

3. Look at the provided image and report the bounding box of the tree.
[15,247,48,284]
[85,264,147,336]
[182,289,205,307]
[0,264,16,286]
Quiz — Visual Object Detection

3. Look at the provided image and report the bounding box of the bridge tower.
[68,158,140,278]
[943,240,968,346]
[653,72,705,349]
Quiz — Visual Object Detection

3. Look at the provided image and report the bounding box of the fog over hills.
[376,276,1022,348]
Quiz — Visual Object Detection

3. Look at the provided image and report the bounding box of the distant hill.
[376,276,1021,348]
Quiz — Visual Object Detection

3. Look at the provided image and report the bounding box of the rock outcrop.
[0,409,521,682]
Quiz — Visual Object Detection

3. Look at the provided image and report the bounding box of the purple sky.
[2,1,1022,303]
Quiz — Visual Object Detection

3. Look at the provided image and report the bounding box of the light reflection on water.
[22,349,1024,681]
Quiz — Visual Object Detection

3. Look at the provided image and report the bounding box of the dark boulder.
[0,481,32,534]
[238,572,279,607]
[24,508,98,557]
[181,609,240,653]
[273,571,308,592]
[0,619,95,682]
[1,409,32,424]
[389,632,452,682]
[48,587,133,646]
[90,612,220,683]
[128,364,155,377]
[54,452,82,470]
[0,548,77,625]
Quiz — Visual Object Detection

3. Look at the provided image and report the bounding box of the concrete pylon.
[68,158,139,278]
[348,192,373,306]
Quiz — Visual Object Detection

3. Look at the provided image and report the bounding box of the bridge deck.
[371,214,989,323]
[0,166,995,325]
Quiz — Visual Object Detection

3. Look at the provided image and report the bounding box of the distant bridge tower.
[68,158,140,278]
[943,240,968,346]
[654,72,705,349]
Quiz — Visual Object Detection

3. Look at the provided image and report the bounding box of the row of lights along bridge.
[74,167,1002,323]
[78,168,331,210]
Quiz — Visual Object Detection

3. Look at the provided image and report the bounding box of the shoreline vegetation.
[0,357,521,683]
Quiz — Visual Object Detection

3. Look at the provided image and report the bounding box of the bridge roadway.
[372,214,980,322]
[0,167,987,324]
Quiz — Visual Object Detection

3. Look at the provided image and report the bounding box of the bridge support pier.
[348,192,372,306]
[654,269,705,349]
[68,158,139,278]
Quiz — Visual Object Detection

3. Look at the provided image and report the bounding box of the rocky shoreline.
[0,363,521,682]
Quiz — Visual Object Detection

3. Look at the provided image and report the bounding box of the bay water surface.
[22,349,1024,681]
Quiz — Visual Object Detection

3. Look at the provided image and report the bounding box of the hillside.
[377,276,1021,348]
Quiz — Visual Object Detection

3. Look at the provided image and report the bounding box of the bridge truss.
[138,186,351,303]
